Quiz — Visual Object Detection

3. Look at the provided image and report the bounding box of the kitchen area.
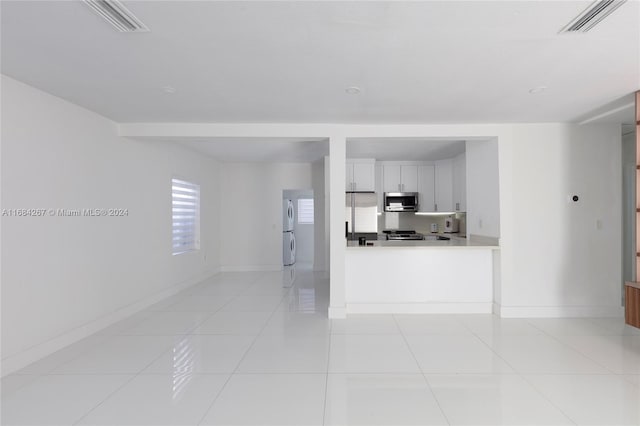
[343,138,500,314]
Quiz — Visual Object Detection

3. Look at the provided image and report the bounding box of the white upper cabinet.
[375,163,384,213]
[377,155,464,213]
[345,163,354,191]
[418,165,436,212]
[382,165,401,192]
[401,165,418,192]
[382,164,418,193]
[346,159,375,192]
[452,153,466,212]
[435,159,454,212]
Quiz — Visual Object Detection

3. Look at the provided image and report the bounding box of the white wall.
[466,139,500,239]
[1,75,221,375]
[219,162,313,271]
[121,122,625,318]
[312,158,327,271]
[498,124,622,317]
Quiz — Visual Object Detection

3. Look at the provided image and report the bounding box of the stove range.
[383,230,425,241]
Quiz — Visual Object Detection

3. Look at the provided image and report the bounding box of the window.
[172,178,200,255]
[297,198,314,224]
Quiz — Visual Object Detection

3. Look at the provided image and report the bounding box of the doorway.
[282,189,315,269]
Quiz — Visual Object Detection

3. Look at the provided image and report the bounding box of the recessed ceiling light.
[345,86,361,95]
[161,86,176,94]
[528,86,547,94]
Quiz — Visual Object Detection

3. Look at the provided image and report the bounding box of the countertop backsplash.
[378,211,467,237]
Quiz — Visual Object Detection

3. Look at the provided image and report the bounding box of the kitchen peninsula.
[345,235,499,314]
[343,139,501,314]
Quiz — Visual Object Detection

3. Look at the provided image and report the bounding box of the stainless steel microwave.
[384,192,419,212]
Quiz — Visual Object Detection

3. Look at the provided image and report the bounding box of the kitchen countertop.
[347,237,498,249]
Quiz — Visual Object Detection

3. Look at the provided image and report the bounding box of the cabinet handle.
[456,202,460,211]
[398,184,401,191]
[435,203,438,212]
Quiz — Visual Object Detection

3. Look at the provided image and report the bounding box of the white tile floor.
[2,268,640,425]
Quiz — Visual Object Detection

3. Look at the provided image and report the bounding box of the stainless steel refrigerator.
[345,192,378,241]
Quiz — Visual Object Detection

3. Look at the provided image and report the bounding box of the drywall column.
[329,135,347,318]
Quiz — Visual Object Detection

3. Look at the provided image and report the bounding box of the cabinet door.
[345,162,354,191]
[375,164,384,213]
[435,159,453,212]
[400,165,418,192]
[418,165,435,212]
[452,153,466,211]
[383,165,402,192]
[352,162,375,192]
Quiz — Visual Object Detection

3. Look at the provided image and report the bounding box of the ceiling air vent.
[83,0,149,32]
[560,0,627,33]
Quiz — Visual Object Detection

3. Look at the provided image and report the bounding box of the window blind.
[297,198,314,224]
[172,178,200,255]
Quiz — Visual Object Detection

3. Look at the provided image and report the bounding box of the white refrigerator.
[283,199,296,266]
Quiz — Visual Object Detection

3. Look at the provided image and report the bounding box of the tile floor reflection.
[2,268,640,425]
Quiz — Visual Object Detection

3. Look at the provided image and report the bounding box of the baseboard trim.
[220,265,282,272]
[1,267,220,377]
[328,306,347,319]
[496,304,625,318]
[346,303,493,314]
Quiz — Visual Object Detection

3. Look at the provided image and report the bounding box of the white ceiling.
[174,137,328,162]
[347,138,466,161]
[163,137,466,162]
[1,0,638,124]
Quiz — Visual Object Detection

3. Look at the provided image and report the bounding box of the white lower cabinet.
[345,248,494,313]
